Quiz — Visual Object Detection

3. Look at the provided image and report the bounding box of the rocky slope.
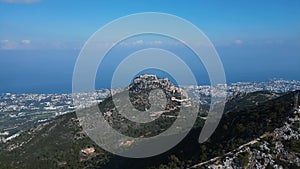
[0,75,299,169]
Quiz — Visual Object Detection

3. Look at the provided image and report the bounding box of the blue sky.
[0,0,299,93]
[1,0,300,49]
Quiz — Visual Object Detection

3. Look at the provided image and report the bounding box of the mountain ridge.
[0,79,299,168]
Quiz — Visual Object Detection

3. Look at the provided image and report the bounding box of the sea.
[0,47,299,94]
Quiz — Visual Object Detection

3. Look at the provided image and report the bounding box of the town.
[1,79,300,142]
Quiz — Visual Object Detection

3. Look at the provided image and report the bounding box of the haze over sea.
[1,1,300,94]
[0,44,299,94]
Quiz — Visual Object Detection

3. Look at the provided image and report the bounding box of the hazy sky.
[0,0,299,93]
[0,0,300,50]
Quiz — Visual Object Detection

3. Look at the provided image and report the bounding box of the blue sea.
[0,46,299,94]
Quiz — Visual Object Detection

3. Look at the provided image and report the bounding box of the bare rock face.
[128,74,189,111]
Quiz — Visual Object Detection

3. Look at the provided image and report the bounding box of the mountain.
[224,90,282,113]
[0,75,299,169]
[190,91,300,169]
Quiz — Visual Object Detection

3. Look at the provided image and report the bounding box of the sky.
[1,0,300,49]
[0,0,300,93]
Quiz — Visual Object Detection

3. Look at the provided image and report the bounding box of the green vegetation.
[0,90,298,168]
[237,152,250,167]
[283,139,300,153]
[0,113,110,168]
